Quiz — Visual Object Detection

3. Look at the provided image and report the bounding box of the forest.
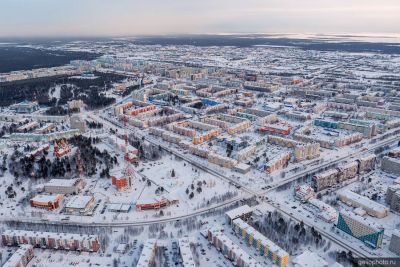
[0,72,127,108]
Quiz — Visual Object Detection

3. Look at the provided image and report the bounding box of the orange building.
[30,194,64,210]
[111,175,132,191]
[259,122,292,136]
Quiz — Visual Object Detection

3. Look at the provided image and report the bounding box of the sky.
[1,0,400,37]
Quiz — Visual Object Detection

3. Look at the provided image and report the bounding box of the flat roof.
[3,245,33,267]
[66,195,93,209]
[178,238,196,267]
[2,229,98,241]
[338,190,389,213]
[225,205,253,220]
[31,194,62,203]
[233,218,288,258]
[293,250,328,267]
[137,239,157,267]
[208,227,259,267]
[45,179,77,187]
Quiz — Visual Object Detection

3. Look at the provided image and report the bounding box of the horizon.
[1,0,400,37]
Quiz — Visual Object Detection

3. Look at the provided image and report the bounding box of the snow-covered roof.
[293,250,328,267]
[178,238,196,267]
[137,239,157,267]
[65,195,93,209]
[2,229,98,241]
[2,245,33,267]
[338,189,389,214]
[233,218,288,258]
[31,194,62,203]
[107,203,131,212]
[208,227,259,267]
[225,205,253,220]
[45,179,77,187]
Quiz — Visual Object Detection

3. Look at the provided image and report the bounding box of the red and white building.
[30,194,64,211]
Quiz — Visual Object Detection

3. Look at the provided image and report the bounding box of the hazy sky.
[1,0,400,37]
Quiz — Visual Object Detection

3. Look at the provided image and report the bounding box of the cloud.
[0,0,399,37]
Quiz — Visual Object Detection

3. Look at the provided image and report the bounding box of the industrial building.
[30,194,64,211]
[137,239,157,267]
[338,190,389,218]
[1,230,100,252]
[2,244,34,267]
[232,218,289,267]
[336,211,384,249]
[44,178,85,195]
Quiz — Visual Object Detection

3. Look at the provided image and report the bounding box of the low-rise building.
[11,101,39,113]
[44,178,85,195]
[65,195,95,213]
[294,185,315,202]
[30,194,64,211]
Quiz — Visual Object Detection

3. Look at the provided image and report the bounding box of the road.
[2,194,244,227]
[272,200,372,258]
[97,111,400,197]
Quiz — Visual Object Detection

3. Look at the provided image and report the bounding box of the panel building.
[232,218,289,267]
[2,245,34,267]
[338,190,389,218]
[1,230,100,252]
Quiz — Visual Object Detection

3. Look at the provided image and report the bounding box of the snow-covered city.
[0,34,399,267]
[1,1,400,266]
